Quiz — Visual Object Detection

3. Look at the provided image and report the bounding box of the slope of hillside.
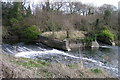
[0,53,114,78]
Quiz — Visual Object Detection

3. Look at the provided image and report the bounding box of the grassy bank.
[0,53,114,78]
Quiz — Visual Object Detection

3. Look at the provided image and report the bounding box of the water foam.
[6,48,14,54]
[15,48,104,66]
[15,49,80,59]
[82,57,104,66]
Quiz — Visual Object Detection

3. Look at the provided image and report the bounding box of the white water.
[6,48,14,54]
[15,49,80,59]
[15,49,104,66]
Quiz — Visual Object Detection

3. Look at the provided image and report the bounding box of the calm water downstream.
[1,43,119,77]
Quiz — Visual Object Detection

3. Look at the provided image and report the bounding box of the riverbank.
[0,52,114,78]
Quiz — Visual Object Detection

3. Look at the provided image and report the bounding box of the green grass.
[91,68,102,74]
[11,58,50,68]
[22,58,49,65]
[17,61,43,67]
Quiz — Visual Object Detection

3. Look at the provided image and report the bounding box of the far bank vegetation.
[2,1,119,45]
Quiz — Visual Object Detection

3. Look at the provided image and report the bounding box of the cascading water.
[1,43,119,77]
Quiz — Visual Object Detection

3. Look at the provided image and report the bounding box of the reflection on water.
[1,43,119,77]
[99,47,111,52]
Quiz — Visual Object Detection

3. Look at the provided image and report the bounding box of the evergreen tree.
[104,10,111,25]
[26,5,32,17]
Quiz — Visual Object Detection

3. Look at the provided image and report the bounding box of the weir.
[33,36,102,51]
[33,36,71,51]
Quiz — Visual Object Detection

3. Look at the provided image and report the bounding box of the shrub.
[101,25,109,30]
[83,37,93,43]
[97,29,114,40]
[10,18,19,24]
[23,25,40,40]
[82,37,94,44]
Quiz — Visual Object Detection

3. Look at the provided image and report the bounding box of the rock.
[110,40,115,46]
[97,37,115,46]
[63,39,71,51]
[91,40,99,48]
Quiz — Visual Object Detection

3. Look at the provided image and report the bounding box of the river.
[1,43,119,77]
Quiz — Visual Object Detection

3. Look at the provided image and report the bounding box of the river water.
[1,43,119,77]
